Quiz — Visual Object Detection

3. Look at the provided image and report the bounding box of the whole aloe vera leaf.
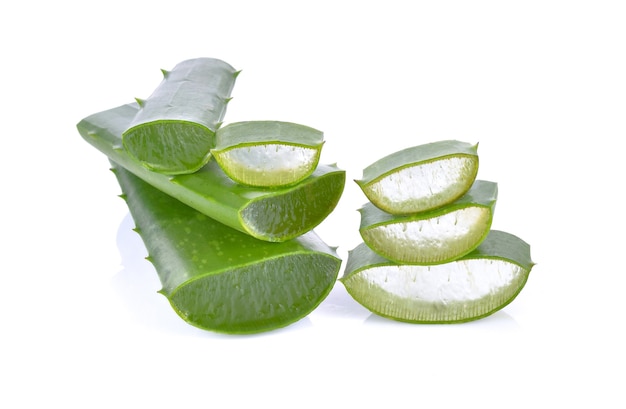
[211,121,325,187]
[111,162,341,334]
[359,180,498,264]
[77,103,346,242]
[122,58,239,175]
[355,140,479,215]
[340,230,534,323]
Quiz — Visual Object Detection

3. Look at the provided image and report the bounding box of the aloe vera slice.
[359,180,497,264]
[211,121,324,187]
[122,58,238,174]
[355,140,479,215]
[112,162,341,334]
[340,230,534,323]
[77,103,345,242]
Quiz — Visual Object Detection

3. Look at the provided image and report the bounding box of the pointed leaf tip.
[134,97,146,107]
[160,68,170,78]
[234,70,242,78]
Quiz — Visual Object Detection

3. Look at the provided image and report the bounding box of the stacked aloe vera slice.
[77,58,345,334]
[342,140,534,323]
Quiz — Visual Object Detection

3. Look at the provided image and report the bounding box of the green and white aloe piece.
[212,121,325,187]
[341,230,534,323]
[122,58,239,175]
[112,162,341,334]
[359,180,497,265]
[355,140,479,215]
[77,103,345,242]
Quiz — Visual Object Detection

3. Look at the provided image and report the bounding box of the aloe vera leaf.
[211,121,325,187]
[122,58,239,175]
[77,103,346,242]
[340,230,534,323]
[111,162,341,334]
[355,140,479,215]
[359,180,498,264]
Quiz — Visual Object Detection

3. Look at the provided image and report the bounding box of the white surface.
[2,1,625,407]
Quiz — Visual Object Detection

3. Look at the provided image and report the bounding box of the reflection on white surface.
[113,212,201,335]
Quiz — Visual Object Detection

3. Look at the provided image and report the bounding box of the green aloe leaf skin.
[112,162,341,334]
[122,58,239,175]
[77,103,346,242]
[341,230,535,324]
[355,140,479,215]
[359,180,498,265]
[212,121,325,187]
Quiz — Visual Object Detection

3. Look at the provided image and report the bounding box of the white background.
[2,1,625,407]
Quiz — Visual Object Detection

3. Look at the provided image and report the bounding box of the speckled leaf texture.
[112,162,341,334]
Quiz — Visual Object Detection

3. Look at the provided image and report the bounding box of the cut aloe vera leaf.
[122,58,238,175]
[112,162,341,334]
[211,121,325,187]
[341,230,534,323]
[355,140,479,215]
[77,103,345,242]
[359,180,497,264]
